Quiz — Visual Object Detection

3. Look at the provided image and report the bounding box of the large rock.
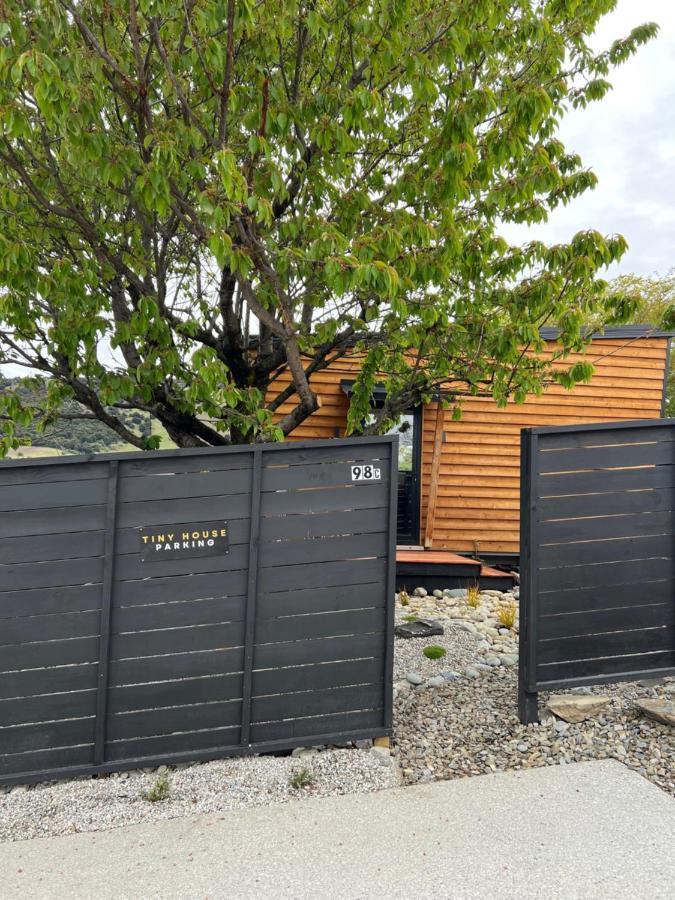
[547,694,610,723]
[394,619,444,639]
[634,699,675,727]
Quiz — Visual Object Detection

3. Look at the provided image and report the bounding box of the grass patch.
[289,767,315,790]
[142,771,170,803]
[423,645,447,660]
[466,585,481,608]
[402,614,418,622]
[496,600,517,630]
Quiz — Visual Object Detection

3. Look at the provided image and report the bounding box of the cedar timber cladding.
[272,334,670,554]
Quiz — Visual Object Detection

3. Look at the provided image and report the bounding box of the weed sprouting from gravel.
[496,601,517,629]
[399,590,410,606]
[289,767,315,790]
[142,772,170,803]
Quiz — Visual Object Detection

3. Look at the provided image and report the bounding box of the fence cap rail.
[522,417,675,438]
[0,433,399,470]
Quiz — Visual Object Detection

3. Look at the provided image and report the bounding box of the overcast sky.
[506,0,675,278]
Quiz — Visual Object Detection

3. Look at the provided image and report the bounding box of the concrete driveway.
[1,759,673,899]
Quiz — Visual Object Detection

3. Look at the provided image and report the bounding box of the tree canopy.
[609,270,675,416]
[0,0,658,454]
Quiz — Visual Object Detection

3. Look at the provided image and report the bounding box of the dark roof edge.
[539,325,673,341]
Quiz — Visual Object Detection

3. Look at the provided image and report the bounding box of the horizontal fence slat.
[0,557,103,593]
[106,726,241,761]
[109,647,244,687]
[0,717,95,755]
[0,479,108,513]
[537,424,675,452]
[537,650,675,684]
[256,583,386,619]
[113,596,246,633]
[254,632,383,670]
[110,621,245,661]
[0,689,96,727]
[0,636,100,673]
[539,463,675,497]
[0,530,105,565]
[259,506,389,542]
[252,683,383,723]
[0,584,102,620]
[0,462,107,487]
[108,673,243,715]
[120,453,252,478]
[539,578,675,616]
[538,625,675,665]
[257,557,386,594]
[111,570,248,607]
[252,657,384,697]
[249,708,384,744]
[0,663,98,702]
[537,510,675,545]
[0,505,105,540]
[107,699,242,742]
[0,610,101,645]
[538,533,675,569]
[538,438,675,473]
[259,532,388,568]
[117,468,253,503]
[261,483,387,517]
[255,608,384,645]
[539,486,675,522]
[0,744,94,778]
[262,444,391,468]
[539,602,675,641]
[116,493,250,528]
[539,557,675,593]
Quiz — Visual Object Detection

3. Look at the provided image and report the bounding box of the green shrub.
[423,645,447,660]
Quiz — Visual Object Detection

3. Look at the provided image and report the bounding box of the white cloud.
[504,0,675,277]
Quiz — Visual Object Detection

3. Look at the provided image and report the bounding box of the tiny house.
[272,326,672,587]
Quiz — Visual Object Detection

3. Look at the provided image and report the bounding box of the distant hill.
[0,375,151,455]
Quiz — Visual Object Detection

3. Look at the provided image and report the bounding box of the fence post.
[383,437,399,732]
[240,445,263,748]
[518,431,539,724]
[93,460,119,765]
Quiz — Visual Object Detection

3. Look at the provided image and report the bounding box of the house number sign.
[351,464,381,482]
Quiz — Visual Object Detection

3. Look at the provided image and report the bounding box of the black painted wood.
[519,419,675,724]
[0,436,396,783]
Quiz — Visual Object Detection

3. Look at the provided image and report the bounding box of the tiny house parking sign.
[351,463,381,482]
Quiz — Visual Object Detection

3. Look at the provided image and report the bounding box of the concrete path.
[1,760,673,899]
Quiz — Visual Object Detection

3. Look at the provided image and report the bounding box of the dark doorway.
[386,408,422,545]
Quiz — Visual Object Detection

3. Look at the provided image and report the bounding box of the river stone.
[427,675,445,688]
[445,588,467,598]
[441,671,460,681]
[413,587,428,597]
[547,694,610,723]
[634,699,675,727]
[394,619,444,639]
[406,671,424,685]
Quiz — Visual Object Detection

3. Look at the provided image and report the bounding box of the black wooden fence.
[0,436,397,784]
[518,419,675,723]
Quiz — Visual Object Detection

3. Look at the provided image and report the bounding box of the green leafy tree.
[0,1,657,455]
[610,270,675,416]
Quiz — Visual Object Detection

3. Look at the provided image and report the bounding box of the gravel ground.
[0,749,397,843]
[393,589,675,798]
[1,585,673,843]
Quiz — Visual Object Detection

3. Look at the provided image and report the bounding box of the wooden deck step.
[395,548,515,592]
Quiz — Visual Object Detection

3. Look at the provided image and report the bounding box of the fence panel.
[518,419,675,723]
[0,437,396,784]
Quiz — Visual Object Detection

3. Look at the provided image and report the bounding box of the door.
[386,409,422,545]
